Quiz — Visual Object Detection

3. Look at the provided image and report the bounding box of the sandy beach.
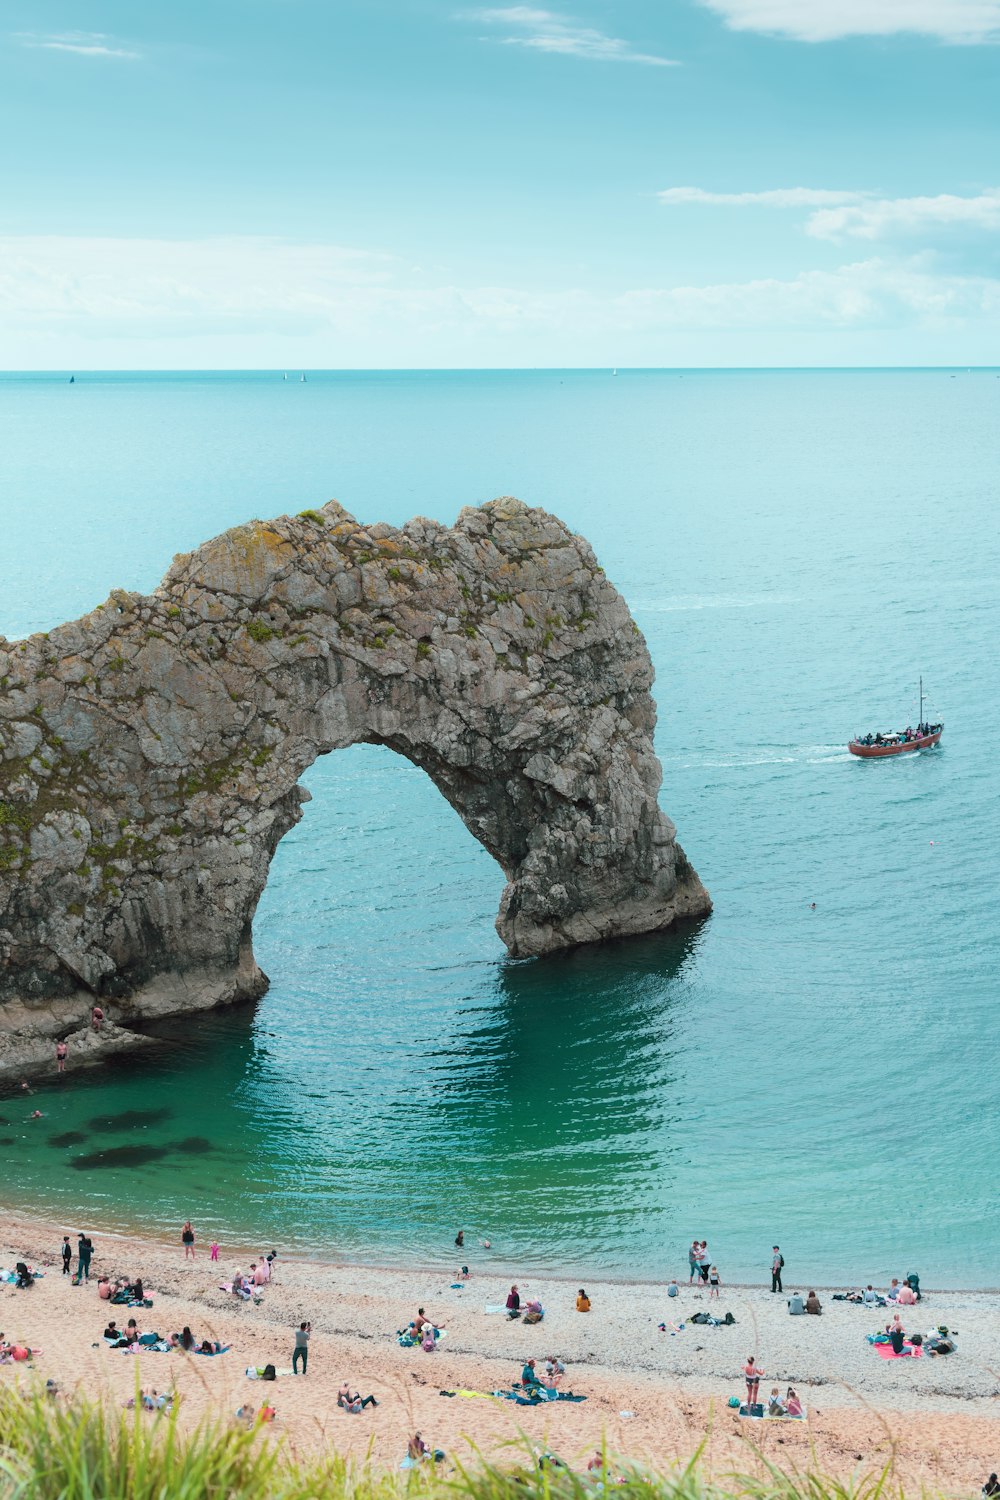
[1,1212,997,1492]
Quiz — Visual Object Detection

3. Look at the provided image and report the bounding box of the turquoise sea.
[1,370,997,1286]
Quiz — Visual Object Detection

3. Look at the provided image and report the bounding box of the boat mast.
[919,675,924,725]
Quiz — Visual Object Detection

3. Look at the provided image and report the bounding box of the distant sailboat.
[69,375,75,384]
[283,372,288,381]
[612,368,617,376]
[300,373,307,383]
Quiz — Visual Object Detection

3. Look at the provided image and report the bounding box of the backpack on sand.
[262,1364,276,1381]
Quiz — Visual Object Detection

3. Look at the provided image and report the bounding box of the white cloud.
[15,30,140,58]
[696,0,1000,43]
[472,7,676,64]
[659,186,869,207]
[807,189,1000,239]
[0,237,997,356]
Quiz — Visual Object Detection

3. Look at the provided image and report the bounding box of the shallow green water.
[1,369,997,1285]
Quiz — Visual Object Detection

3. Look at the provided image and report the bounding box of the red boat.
[849,678,944,758]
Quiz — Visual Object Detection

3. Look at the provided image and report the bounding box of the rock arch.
[0,497,709,1074]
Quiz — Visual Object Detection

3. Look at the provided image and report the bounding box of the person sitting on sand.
[523,1296,544,1324]
[456,1265,470,1280]
[767,1387,787,1416]
[862,1284,880,1306]
[889,1325,906,1355]
[521,1358,541,1389]
[897,1281,917,1305]
[576,1288,591,1312]
[98,1278,112,1301]
[131,1278,145,1304]
[587,1451,605,1473]
[785,1387,803,1417]
[103,1321,119,1341]
[506,1285,520,1316]
[787,1291,804,1315]
[413,1307,433,1332]
[982,1474,1000,1497]
[172,1326,196,1351]
[544,1356,565,1386]
[805,1290,822,1315]
[886,1278,901,1301]
[14,1263,34,1289]
[667,1280,680,1298]
[124,1318,141,1343]
[338,1381,379,1411]
[407,1431,444,1463]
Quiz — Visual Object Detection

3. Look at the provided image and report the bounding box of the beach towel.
[739,1406,807,1421]
[874,1341,923,1359]
[483,1304,507,1314]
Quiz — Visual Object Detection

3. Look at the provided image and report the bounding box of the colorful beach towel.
[739,1406,807,1421]
[874,1341,922,1359]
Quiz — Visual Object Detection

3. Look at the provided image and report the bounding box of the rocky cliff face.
[0,497,709,1076]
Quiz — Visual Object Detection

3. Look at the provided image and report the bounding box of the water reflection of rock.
[425,925,703,1249]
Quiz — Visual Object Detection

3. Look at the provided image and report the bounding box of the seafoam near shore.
[1,1212,998,1490]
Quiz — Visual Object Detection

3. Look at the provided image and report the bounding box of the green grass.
[0,1386,905,1500]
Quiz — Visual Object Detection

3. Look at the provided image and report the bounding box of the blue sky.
[1,0,998,366]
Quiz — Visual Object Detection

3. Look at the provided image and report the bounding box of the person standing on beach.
[688,1241,700,1284]
[698,1242,711,1284]
[181,1221,195,1259]
[77,1233,93,1282]
[771,1246,783,1293]
[744,1355,762,1410]
[60,1236,72,1275]
[292,1320,311,1375]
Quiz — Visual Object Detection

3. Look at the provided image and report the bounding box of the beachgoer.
[805,1290,822,1315]
[744,1356,762,1409]
[522,1358,540,1389]
[862,1284,879,1306]
[889,1326,905,1355]
[982,1475,1000,1498]
[210,1242,220,1262]
[667,1279,680,1298]
[897,1282,916,1305]
[56,1040,68,1073]
[338,1381,378,1410]
[253,1262,267,1287]
[91,1005,104,1031]
[767,1387,787,1416]
[77,1233,93,1282]
[182,1222,195,1260]
[576,1288,590,1312]
[787,1291,804,1315]
[103,1321,118,1340]
[61,1236,72,1276]
[698,1242,710,1283]
[455,1230,464,1248]
[771,1247,783,1294]
[480,1238,491,1248]
[544,1356,565,1385]
[688,1241,700,1284]
[708,1266,721,1300]
[292,1320,310,1375]
[587,1451,605,1473]
[98,1277,112,1300]
[457,1265,470,1280]
[886,1313,905,1338]
[506,1285,520,1317]
[886,1278,901,1301]
[785,1387,803,1417]
[413,1307,432,1331]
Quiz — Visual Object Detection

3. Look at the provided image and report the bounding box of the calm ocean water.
[1,370,997,1286]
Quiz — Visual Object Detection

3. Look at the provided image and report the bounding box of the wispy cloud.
[807,189,1000,239]
[659,187,870,207]
[695,0,1000,44]
[0,236,997,345]
[472,7,676,65]
[15,30,140,59]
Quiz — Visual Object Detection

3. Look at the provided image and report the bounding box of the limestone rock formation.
[0,497,710,1076]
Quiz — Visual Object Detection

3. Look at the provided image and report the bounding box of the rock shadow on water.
[172,1136,213,1154]
[48,1130,88,1147]
[70,1144,172,1171]
[85,1107,174,1133]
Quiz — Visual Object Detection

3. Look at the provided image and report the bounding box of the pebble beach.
[2,1213,998,1492]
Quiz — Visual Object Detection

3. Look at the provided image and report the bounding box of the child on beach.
[210,1242,219,1262]
[767,1387,786,1416]
[576,1288,590,1312]
[785,1387,803,1417]
[708,1266,721,1299]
